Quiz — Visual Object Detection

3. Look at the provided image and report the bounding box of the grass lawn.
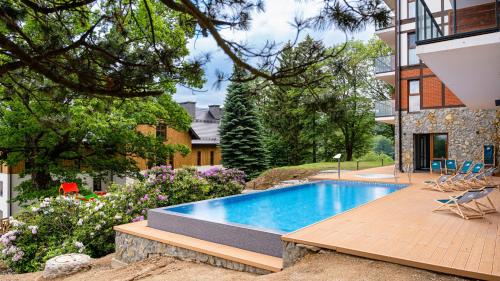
[280,160,394,171]
[248,160,395,190]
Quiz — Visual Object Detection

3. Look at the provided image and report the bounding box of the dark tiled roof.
[191,107,221,145]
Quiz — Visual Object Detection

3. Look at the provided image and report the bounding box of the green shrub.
[372,135,394,159]
[357,151,393,163]
[1,166,245,273]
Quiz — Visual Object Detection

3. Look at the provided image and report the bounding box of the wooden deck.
[114,221,283,273]
[284,166,500,280]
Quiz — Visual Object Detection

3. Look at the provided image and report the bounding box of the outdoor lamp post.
[333,154,342,179]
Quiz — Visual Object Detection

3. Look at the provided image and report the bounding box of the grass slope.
[247,160,395,190]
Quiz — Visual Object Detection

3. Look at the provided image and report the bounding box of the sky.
[173,0,376,107]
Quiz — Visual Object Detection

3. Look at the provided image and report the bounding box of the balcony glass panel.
[374,100,395,117]
[374,55,395,74]
[416,0,499,44]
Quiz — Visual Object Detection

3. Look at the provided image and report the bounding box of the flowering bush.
[0,166,245,273]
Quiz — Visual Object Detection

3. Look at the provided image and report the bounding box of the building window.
[197,151,202,166]
[408,32,419,65]
[432,134,448,159]
[408,1,416,19]
[408,80,420,112]
[156,123,167,142]
[0,181,3,197]
[210,151,215,166]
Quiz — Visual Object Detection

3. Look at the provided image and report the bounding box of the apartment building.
[374,0,500,171]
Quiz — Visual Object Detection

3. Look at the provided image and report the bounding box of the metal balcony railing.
[374,55,395,74]
[375,17,395,31]
[416,0,499,44]
[374,100,395,117]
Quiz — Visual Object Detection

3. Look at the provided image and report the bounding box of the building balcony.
[375,17,395,49]
[374,55,395,86]
[415,0,500,109]
[374,100,395,125]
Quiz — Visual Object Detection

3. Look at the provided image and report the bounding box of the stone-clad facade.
[395,108,499,171]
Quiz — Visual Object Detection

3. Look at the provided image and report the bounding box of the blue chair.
[445,159,457,175]
[430,160,443,175]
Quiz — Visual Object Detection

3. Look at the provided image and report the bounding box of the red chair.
[59,182,79,197]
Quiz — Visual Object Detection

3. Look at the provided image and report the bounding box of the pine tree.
[220,70,267,179]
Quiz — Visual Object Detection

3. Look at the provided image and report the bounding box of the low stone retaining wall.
[282,241,323,268]
[114,231,272,274]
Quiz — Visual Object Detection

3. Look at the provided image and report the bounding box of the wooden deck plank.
[283,166,500,280]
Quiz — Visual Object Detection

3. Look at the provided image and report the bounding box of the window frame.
[407,32,419,66]
[408,79,421,112]
[197,151,202,166]
[156,123,167,142]
[407,0,416,19]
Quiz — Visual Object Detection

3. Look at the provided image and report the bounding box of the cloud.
[174,0,375,107]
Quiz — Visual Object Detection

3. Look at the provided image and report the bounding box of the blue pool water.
[166,181,406,233]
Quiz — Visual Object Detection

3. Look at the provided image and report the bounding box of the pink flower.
[157,195,167,201]
[132,216,144,222]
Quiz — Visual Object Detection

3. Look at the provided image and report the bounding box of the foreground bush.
[0,166,245,273]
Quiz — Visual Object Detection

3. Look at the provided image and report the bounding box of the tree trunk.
[31,166,52,191]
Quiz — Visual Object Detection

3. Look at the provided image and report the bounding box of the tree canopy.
[1,0,391,97]
[0,84,192,201]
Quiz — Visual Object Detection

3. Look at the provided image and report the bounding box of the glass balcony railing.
[374,100,395,117]
[416,0,499,44]
[374,55,395,74]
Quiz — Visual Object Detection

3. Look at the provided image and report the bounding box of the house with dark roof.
[135,102,223,170]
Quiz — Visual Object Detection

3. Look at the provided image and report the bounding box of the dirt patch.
[1,251,467,281]
[246,168,320,190]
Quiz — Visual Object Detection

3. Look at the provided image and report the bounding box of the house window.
[408,1,416,19]
[408,33,419,65]
[156,123,167,142]
[210,151,215,166]
[0,181,3,197]
[197,151,202,166]
[408,80,420,112]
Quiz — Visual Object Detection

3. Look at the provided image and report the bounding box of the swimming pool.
[148,180,407,257]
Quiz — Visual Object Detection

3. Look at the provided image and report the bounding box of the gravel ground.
[1,251,468,281]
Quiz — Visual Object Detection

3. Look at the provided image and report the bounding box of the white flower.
[31,206,39,212]
[114,214,122,220]
[74,241,84,248]
[95,224,101,230]
[28,225,38,235]
[77,219,83,226]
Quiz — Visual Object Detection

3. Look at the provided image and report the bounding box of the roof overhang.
[416,32,500,109]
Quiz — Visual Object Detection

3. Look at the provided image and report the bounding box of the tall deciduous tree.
[220,69,267,179]
[0,85,191,202]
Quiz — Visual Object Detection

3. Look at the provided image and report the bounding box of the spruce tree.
[220,69,267,179]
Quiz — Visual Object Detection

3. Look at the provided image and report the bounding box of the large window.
[408,1,416,19]
[432,134,448,159]
[156,123,167,142]
[408,79,420,112]
[408,33,419,65]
